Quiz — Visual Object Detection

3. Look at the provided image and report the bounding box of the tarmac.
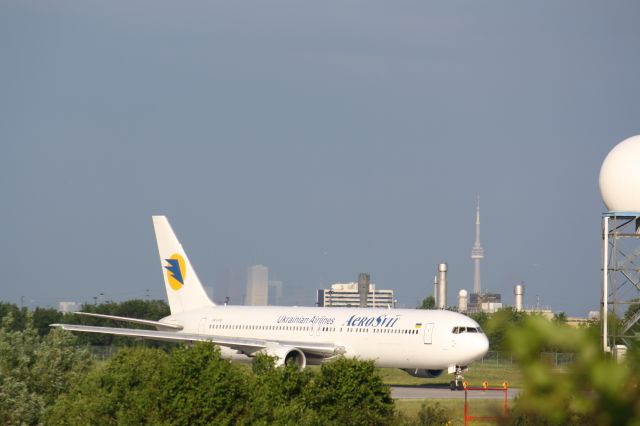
[390,385,520,400]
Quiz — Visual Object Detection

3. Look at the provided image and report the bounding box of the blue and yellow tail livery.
[152,216,215,314]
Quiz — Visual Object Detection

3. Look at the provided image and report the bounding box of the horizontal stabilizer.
[72,312,183,331]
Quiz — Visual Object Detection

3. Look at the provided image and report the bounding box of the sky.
[2,1,639,316]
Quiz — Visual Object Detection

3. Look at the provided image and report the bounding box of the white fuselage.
[162,305,489,370]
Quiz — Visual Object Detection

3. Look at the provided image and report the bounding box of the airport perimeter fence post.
[504,384,508,417]
[464,387,468,425]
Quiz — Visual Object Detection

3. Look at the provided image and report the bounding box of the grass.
[379,362,523,388]
[388,363,521,425]
[396,399,508,426]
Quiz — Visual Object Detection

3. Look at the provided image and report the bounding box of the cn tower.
[471,198,484,295]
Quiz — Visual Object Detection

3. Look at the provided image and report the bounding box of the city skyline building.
[471,197,484,295]
[268,280,283,306]
[316,282,395,308]
[245,264,268,306]
[58,301,79,313]
[469,292,502,314]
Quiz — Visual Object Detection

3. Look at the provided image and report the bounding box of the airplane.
[53,216,489,388]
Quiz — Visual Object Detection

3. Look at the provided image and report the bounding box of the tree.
[303,357,395,425]
[32,307,62,336]
[0,376,44,426]
[159,343,251,425]
[623,298,640,329]
[499,315,640,424]
[0,312,91,425]
[47,346,168,425]
[482,308,527,350]
[418,296,436,310]
[60,299,172,346]
[41,337,405,425]
[552,311,567,324]
[246,354,315,424]
[0,302,27,332]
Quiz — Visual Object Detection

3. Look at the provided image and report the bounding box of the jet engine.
[402,368,444,378]
[262,345,307,370]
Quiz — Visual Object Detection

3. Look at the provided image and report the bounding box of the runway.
[390,385,520,400]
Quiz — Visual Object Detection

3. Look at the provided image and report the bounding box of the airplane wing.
[71,312,183,331]
[50,323,341,357]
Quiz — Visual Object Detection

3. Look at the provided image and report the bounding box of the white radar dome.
[599,135,640,212]
[458,289,468,297]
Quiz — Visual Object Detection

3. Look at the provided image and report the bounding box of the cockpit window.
[452,326,483,334]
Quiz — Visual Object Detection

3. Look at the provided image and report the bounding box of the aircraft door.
[423,323,434,344]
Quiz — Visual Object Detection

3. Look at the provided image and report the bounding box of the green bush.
[159,344,251,426]
[499,315,640,425]
[304,357,395,425]
[0,313,91,425]
[245,353,315,425]
[416,402,449,426]
[47,346,168,425]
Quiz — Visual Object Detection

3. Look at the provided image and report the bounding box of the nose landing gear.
[449,366,468,391]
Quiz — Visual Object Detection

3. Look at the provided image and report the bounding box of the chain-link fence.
[479,351,576,367]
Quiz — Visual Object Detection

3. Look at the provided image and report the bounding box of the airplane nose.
[477,334,489,358]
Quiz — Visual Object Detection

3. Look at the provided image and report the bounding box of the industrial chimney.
[358,273,370,308]
[514,283,524,312]
[458,289,468,312]
[433,274,438,306]
[437,263,447,309]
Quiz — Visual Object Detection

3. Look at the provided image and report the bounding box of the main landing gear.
[449,366,467,391]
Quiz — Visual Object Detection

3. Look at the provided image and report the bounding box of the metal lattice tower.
[471,197,484,295]
[601,213,640,353]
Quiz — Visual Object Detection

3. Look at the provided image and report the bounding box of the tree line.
[0,308,442,425]
[3,299,640,424]
[0,299,170,345]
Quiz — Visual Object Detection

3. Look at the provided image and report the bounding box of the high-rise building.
[268,280,283,306]
[58,301,79,313]
[471,197,484,295]
[316,282,395,308]
[245,265,268,306]
[216,268,243,305]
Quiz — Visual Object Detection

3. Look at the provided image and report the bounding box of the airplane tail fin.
[152,216,215,314]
